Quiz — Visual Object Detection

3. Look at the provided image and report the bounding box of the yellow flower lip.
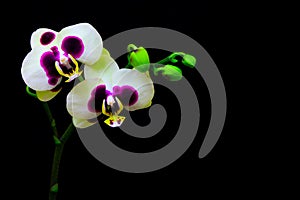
[102,97,126,127]
[55,54,82,82]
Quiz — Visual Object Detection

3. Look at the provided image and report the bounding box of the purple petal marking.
[50,46,60,59]
[61,36,84,58]
[88,84,139,114]
[40,32,56,45]
[88,84,110,113]
[113,85,138,106]
[40,51,60,85]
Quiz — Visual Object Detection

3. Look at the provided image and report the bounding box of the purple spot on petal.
[61,36,84,58]
[40,51,60,85]
[88,84,108,112]
[48,78,57,85]
[113,85,138,106]
[50,46,60,59]
[113,86,121,95]
[40,32,56,45]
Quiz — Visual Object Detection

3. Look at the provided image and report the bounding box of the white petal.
[72,117,97,128]
[30,28,58,49]
[84,55,119,89]
[21,47,62,91]
[36,88,62,102]
[112,69,154,111]
[57,23,103,65]
[66,79,103,120]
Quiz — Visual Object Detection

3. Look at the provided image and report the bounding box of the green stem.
[156,57,170,65]
[49,143,63,200]
[152,52,186,74]
[60,123,75,144]
[24,86,75,200]
[25,86,59,137]
[49,123,75,200]
[42,102,59,137]
[157,52,186,64]
[26,86,37,98]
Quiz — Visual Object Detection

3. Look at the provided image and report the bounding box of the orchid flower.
[66,54,154,128]
[21,23,103,101]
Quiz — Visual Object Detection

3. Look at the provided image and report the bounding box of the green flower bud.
[154,65,183,81]
[129,47,150,72]
[182,54,196,68]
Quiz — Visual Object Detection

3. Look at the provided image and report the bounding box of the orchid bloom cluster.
[21,23,196,128]
[21,23,155,128]
[21,23,196,200]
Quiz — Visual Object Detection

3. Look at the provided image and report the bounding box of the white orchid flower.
[21,23,103,101]
[66,55,154,128]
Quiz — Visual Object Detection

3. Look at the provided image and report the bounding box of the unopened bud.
[182,54,196,68]
[129,47,150,72]
[154,65,182,81]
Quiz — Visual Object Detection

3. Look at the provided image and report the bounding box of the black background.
[4,0,285,199]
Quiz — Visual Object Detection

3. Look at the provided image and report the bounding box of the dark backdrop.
[4,0,270,199]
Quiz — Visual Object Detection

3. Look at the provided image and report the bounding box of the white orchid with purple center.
[66,54,154,128]
[19,22,199,200]
[21,23,103,101]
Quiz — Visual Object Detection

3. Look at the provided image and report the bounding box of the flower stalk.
[22,21,197,198]
[26,86,75,200]
[42,102,59,137]
[49,123,74,200]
